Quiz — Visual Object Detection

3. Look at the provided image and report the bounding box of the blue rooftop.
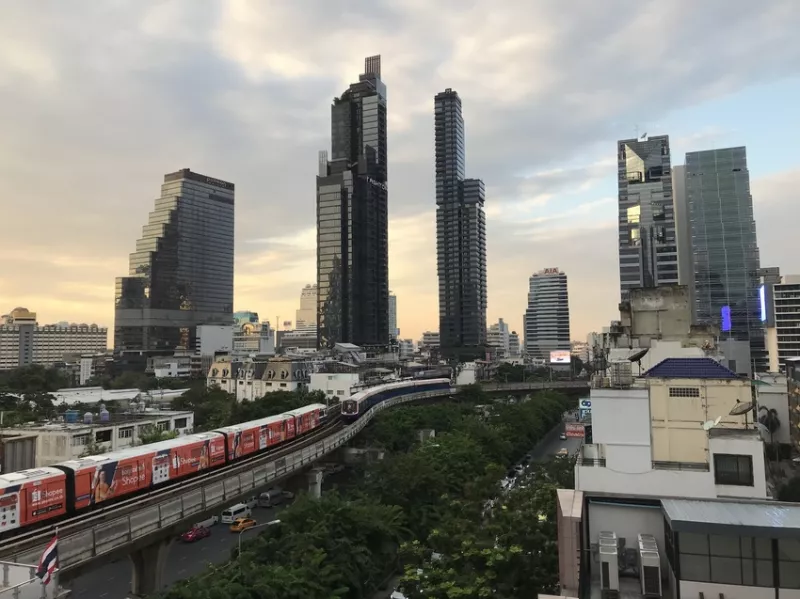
[643,358,739,380]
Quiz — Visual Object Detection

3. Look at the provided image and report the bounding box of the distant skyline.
[0,1,798,344]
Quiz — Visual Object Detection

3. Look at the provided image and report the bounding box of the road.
[70,503,285,599]
[529,415,583,462]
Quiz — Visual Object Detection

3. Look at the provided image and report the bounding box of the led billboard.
[760,284,767,322]
[550,350,571,364]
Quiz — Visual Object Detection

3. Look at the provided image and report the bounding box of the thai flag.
[35,535,58,586]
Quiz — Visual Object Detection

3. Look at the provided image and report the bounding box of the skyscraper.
[435,88,487,359]
[296,284,317,328]
[617,135,678,300]
[388,291,398,340]
[685,147,764,368]
[114,168,234,357]
[317,55,388,349]
[524,268,571,360]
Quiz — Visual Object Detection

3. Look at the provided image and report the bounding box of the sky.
[0,0,799,345]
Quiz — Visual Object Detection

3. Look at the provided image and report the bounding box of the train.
[0,403,329,536]
[340,378,452,423]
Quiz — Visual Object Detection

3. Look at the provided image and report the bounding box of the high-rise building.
[685,147,764,368]
[761,270,800,370]
[388,291,399,340]
[617,135,677,300]
[435,88,487,358]
[316,55,388,349]
[671,165,694,314]
[524,268,571,360]
[487,318,510,359]
[508,331,521,359]
[296,284,317,329]
[114,168,234,358]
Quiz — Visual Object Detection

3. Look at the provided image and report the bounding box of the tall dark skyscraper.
[617,135,678,301]
[685,147,764,369]
[316,55,388,349]
[114,168,234,357]
[435,88,486,359]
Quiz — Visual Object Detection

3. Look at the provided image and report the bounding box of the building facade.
[207,357,312,400]
[296,284,317,329]
[685,147,764,369]
[316,56,389,350]
[761,272,800,370]
[487,318,510,359]
[524,268,571,360]
[617,135,678,300]
[0,308,107,370]
[508,331,521,358]
[114,168,235,357]
[388,291,399,340]
[435,88,487,358]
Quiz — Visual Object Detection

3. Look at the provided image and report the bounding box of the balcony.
[652,461,709,472]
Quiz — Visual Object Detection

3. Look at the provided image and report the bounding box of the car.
[181,526,211,543]
[556,448,569,458]
[559,433,567,441]
[230,517,257,533]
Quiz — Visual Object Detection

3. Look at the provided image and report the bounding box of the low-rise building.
[207,356,312,400]
[398,339,415,359]
[310,372,360,403]
[18,410,194,466]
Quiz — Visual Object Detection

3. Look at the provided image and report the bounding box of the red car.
[181,526,211,543]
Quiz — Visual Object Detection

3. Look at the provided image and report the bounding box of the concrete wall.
[681,580,773,599]
[709,434,768,499]
[756,374,791,445]
[591,387,652,472]
[587,501,667,572]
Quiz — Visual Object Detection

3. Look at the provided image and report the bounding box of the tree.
[779,477,800,502]
[137,425,179,445]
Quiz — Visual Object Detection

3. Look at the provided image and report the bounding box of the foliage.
[0,365,71,394]
[137,425,180,445]
[159,391,573,599]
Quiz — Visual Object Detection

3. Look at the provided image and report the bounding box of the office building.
[508,331,521,359]
[685,147,764,369]
[316,55,388,349]
[296,284,317,328]
[435,88,487,358]
[388,291,399,340]
[617,135,677,300]
[760,270,800,371]
[524,268,571,360]
[114,168,235,361]
[487,318,510,359]
[0,307,107,370]
[671,165,694,313]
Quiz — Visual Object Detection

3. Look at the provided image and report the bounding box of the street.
[69,504,284,599]
[529,416,583,462]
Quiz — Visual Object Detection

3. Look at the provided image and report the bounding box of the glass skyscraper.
[316,55,388,349]
[114,168,234,355]
[435,88,486,358]
[617,135,678,301]
[685,147,764,368]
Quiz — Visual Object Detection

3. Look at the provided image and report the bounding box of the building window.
[779,539,800,588]
[95,430,111,443]
[118,427,133,439]
[174,418,188,429]
[714,454,754,486]
[669,386,700,398]
[156,421,170,431]
[71,434,90,447]
[678,533,773,587]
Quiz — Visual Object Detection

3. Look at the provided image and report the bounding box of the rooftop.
[644,357,739,380]
[662,498,800,538]
[708,427,760,440]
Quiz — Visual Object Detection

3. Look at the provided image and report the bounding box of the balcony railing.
[652,461,709,472]
[578,457,607,467]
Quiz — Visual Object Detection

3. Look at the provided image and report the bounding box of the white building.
[508,331,520,358]
[523,268,571,360]
[309,372,360,404]
[398,339,414,359]
[22,410,194,466]
[207,357,312,401]
[486,318,510,359]
[420,331,440,350]
[196,325,233,356]
[0,308,107,370]
[296,284,317,329]
[558,357,784,599]
[762,273,800,371]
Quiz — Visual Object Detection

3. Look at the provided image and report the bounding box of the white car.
[559,433,567,441]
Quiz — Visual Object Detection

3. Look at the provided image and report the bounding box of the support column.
[128,537,172,598]
[306,468,323,499]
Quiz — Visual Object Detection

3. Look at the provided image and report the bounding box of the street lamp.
[238,519,281,563]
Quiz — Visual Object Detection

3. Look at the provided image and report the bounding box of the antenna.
[729,401,754,416]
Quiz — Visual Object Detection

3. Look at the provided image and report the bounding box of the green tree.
[137,425,180,445]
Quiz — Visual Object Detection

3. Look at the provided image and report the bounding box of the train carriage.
[0,468,67,532]
[284,403,327,435]
[341,378,451,423]
[55,432,227,509]
[213,414,294,461]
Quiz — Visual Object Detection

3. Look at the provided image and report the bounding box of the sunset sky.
[0,0,798,345]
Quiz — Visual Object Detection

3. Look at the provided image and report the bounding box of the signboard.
[550,350,571,364]
[579,399,591,410]
[565,423,585,438]
[543,267,560,275]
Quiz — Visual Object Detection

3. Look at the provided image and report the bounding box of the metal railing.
[577,457,606,467]
[0,388,449,573]
[651,461,709,472]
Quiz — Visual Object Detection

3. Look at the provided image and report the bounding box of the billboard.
[565,422,585,438]
[759,285,767,322]
[550,350,571,364]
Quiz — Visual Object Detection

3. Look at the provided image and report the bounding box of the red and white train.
[0,403,328,536]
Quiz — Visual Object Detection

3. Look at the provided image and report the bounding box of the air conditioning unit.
[599,531,619,598]
[638,534,662,598]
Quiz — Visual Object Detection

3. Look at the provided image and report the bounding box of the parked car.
[559,433,567,441]
[181,526,211,543]
[230,517,257,533]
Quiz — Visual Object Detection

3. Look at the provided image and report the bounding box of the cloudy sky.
[1,0,798,345]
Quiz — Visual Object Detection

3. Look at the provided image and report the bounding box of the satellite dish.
[702,416,722,431]
[729,401,754,416]
[755,422,770,438]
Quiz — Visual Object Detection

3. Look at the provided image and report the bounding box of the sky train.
[340,378,452,423]
[0,403,329,536]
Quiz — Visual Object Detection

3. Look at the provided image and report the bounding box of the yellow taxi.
[230,517,257,533]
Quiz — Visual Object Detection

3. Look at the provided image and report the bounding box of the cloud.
[0,0,798,344]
